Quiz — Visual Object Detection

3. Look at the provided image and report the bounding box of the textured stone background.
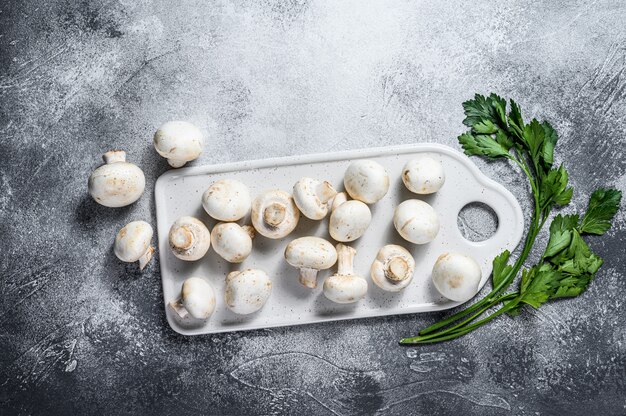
[1,1,625,415]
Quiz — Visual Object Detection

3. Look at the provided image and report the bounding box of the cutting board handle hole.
[457,202,498,242]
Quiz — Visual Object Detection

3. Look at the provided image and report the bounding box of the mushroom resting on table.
[114,220,154,270]
[88,150,145,208]
[393,199,440,244]
[329,198,372,242]
[343,159,389,204]
[211,223,255,263]
[292,177,337,220]
[251,190,300,239]
[402,156,445,194]
[202,179,252,222]
[153,121,204,168]
[284,236,337,288]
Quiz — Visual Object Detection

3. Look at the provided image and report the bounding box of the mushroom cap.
[180,277,216,319]
[402,156,445,194]
[202,179,251,222]
[153,121,204,167]
[370,245,416,292]
[323,274,368,304]
[292,178,337,220]
[285,237,337,270]
[88,151,145,208]
[114,221,153,262]
[225,269,272,315]
[251,190,300,239]
[343,160,389,204]
[329,200,371,242]
[393,199,439,244]
[432,253,482,302]
[211,223,254,263]
[168,216,211,261]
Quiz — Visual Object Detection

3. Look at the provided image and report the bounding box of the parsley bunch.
[400,94,622,344]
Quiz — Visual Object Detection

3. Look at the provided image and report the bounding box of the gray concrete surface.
[1,1,626,414]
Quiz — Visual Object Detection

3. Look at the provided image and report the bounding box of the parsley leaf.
[492,250,513,288]
[580,188,622,235]
[458,133,511,159]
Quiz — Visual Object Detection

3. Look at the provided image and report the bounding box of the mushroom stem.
[299,268,320,288]
[385,256,410,281]
[316,181,337,204]
[170,226,194,250]
[138,246,155,270]
[168,298,188,319]
[242,225,256,239]
[264,202,286,227]
[336,244,356,275]
[167,159,186,168]
[102,150,126,164]
[331,192,348,211]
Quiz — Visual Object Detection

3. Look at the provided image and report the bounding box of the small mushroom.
[202,179,251,222]
[393,199,440,244]
[329,200,372,242]
[88,150,145,207]
[432,253,482,302]
[153,121,204,168]
[211,223,255,263]
[251,190,300,239]
[284,237,338,288]
[402,156,445,194]
[292,178,337,220]
[323,244,368,304]
[343,160,389,204]
[370,245,416,292]
[168,216,211,261]
[114,221,154,270]
[169,277,216,320]
[225,269,272,315]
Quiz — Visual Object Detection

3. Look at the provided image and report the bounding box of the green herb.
[400,94,621,345]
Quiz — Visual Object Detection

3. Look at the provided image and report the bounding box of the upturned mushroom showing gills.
[329,199,372,242]
[225,269,272,315]
[292,178,337,220]
[431,253,482,302]
[284,237,338,288]
[169,277,216,320]
[168,216,211,261]
[153,121,204,168]
[370,245,416,292]
[343,159,389,204]
[393,199,440,244]
[202,179,251,222]
[251,190,300,239]
[211,223,255,263]
[88,150,145,208]
[402,156,445,194]
[323,244,368,304]
[114,221,154,270]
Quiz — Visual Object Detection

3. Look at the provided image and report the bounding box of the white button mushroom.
[153,121,204,168]
[323,244,368,304]
[393,199,440,244]
[284,237,338,288]
[169,277,216,320]
[211,223,255,263]
[329,199,372,242]
[202,179,251,222]
[292,178,337,220]
[168,216,211,261]
[432,253,482,302]
[88,150,145,208]
[370,245,416,292]
[114,221,154,270]
[251,190,300,239]
[330,191,348,212]
[343,159,389,204]
[402,156,445,194]
[225,269,272,315]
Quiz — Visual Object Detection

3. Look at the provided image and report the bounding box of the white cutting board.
[155,144,524,335]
